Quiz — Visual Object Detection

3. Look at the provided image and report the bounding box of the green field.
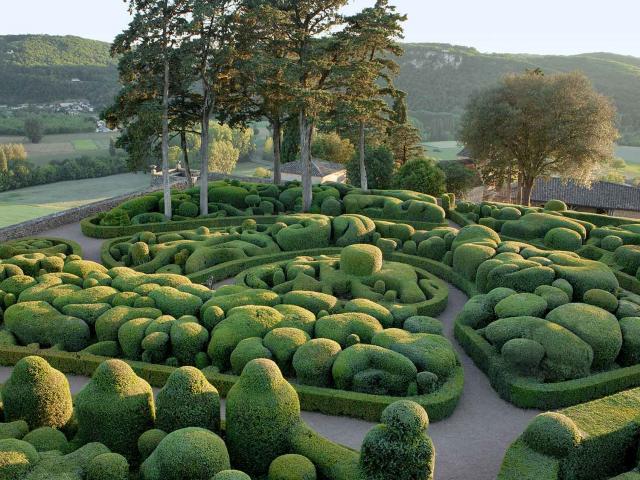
[423,141,463,161]
[0,132,118,166]
[0,172,150,228]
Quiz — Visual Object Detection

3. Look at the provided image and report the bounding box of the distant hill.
[0,35,119,108]
[396,43,640,145]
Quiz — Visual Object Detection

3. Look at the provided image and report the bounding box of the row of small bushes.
[0,155,128,192]
[0,355,436,479]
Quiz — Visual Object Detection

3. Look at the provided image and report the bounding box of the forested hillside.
[0,35,118,108]
[397,43,640,144]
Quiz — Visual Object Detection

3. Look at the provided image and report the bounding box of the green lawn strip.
[71,139,98,151]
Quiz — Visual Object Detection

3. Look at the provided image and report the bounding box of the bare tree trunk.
[272,117,281,185]
[299,109,313,212]
[516,171,523,205]
[161,54,172,219]
[506,165,512,203]
[522,178,534,206]
[199,87,212,216]
[180,130,193,188]
[359,120,367,191]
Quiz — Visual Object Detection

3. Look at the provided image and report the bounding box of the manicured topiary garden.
[4,183,640,477]
[81,179,447,238]
[0,356,435,479]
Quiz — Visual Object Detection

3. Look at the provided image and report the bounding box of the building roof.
[457,147,472,159]
[280,158,345,177]
[531,177,640,212]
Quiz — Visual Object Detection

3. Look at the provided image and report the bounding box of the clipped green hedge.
[498,387,640,480]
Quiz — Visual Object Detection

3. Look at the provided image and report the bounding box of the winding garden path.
[3,222,543,479]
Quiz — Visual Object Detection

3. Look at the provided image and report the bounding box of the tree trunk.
[516,171,523,205]
[161,55,171,219]
[180,130,193,188]
[272,117,282,185]
[299,109,313,212]
[199,87,212,216]
[522,178,535,206]
[506,165,512,203]
[359,120,367,191]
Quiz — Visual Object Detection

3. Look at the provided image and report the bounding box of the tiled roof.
[531,177,640,212]
[280,158,346,177]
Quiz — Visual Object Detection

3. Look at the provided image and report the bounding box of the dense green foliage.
[396,43,640,144]
[0,35,118,107]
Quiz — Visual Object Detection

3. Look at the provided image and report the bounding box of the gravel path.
[16,224,541,479]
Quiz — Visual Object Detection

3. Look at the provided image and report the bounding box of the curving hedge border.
[0,343,463,423]
[0,236,83,257]
[83,212,448,239]
[498,386,640,480]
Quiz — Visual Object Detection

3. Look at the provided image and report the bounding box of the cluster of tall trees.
[106,0,419,217]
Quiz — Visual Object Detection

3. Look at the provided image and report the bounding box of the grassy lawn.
[0,132,118,166]
[72,139,98,151]
[0,172,150,228]
[423,141,462,161]
[233,160,269,177]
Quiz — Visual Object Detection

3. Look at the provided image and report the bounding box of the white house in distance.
[280,158,347,184]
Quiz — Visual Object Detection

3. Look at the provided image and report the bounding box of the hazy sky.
[4,0,640,57]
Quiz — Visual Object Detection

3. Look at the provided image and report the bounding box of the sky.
[3,0,640,57]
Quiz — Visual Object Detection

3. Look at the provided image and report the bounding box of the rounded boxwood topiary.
[138,429,167,461]
[87,452,129,480]
[177,201,199,218]
[75,359,155,458]
[522,412,581,457]
[2,356,73,430]
[292,338,342,387]
[544,227,582,251]
[544,199,567,212]
[552,278,573,300]
[268,454,317,480]
[494,293,548,319]
[619,317,640,366]
[501,338,545,374]
[534,285,570,310]
[0,438,40,479]
[263,327,310,375]
[22,427,68,453]
[156,367,220,433]
[583,288,618,312]
[141,427,230,480]
[170,321,209,366]
[360,400,433,480]
[601,235,623,252]
[230,337,273,375]
[225,359,301,477]
[340,244,383,277]
[212,470,252,480]
[403,316,443,335]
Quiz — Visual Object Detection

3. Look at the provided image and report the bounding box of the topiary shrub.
[22,427,68,453]
[268,454,317,480]
[544,227,583,251]
[155,367,220,433]
[583,288,619,312]
[230,337,273,375]
[225,359,301,477]
[2,356,73,430]
[87,452,129,480]
[546,303,622,369]
[403,316,443,335]
[149,286,203,318]
[170,321,209,366]
[100,208,131,226]
[360,400,434,480]
[522,412,581,457]
[544,199,568,212]
[263,328,310,375]
[501,338,545,375]
[601,235,623,252]
[0,438,40,479]
[332,344,417,396]
[138,429,167,461]
[315,313,383,347]
[534,285,570,310]
[141,427,231,480]
[292,338,342,388]
[0,421,29,441]
[339,244,383,277]
[618,317,640,366]
[75,359,155,458]
[494,292,547,318]
[212,471,252,480]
